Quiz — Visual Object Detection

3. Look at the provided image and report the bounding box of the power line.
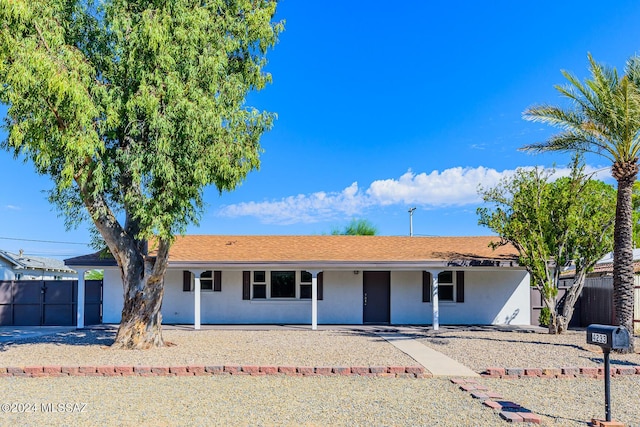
[0,236,89,245]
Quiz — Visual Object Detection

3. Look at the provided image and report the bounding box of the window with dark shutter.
[183,271,192,292]
[242,271,250,300]
[422,271,431,302]
[300,271,312,299]
[437,271,455,301]
[214,271,222,292]
[253,270,266,299]
[200,270,213,290]
[456,271,465,303]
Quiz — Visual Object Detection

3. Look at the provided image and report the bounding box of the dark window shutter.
[183,271,192,292]
[214,271,222,292]
[456,271,465,303]
[422,271,431,302]
[317,272,323,301]
[242,271,250,300]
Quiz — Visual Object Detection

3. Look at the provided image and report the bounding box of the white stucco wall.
[390,270,530,325]
[0,259,15,280]
[102,268,124,323]
[160,269,364,324]
[319,271,362,324]
[101,267,530,326]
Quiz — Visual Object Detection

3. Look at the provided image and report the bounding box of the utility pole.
[408,207,416,237]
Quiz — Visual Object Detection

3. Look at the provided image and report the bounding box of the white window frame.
[250,270,313,300]
[437,271,456,302]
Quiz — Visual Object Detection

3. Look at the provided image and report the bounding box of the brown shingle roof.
[167,235,517,264]
[66,235,519,268]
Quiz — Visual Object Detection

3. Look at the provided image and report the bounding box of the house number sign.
[590,332,608,345]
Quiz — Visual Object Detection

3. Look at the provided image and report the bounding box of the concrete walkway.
[377,331,480,377]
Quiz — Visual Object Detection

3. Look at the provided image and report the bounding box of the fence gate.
[530,280,582,328]
[0,280,102,326]
[579,277,614,326]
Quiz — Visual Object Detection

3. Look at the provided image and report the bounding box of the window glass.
[271,271,295,298]
[300,284,312,299]
[301,271,312,283]
[253,284,266,299]
[254,271,266,282]
[437,271,454,301]
[438,285,454,301]
[438,271,453,284]
[200,270,213,290]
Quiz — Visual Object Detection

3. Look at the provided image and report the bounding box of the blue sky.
[2,0,640,258]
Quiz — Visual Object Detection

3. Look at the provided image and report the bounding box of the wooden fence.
[532,276,639,333]
[0,280,102,326]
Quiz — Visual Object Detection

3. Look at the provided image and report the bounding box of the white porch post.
[431,269,441,331]
[192,270,204,330]
[76,268,87,329]
[308,270,321,330]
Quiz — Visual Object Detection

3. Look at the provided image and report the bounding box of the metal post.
[408,207,416,237]
[604,348,611,422]
[76,269,86,329]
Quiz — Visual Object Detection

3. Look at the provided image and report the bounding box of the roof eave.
[168,259,521,270]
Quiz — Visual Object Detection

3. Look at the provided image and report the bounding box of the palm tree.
[523,54,640,352]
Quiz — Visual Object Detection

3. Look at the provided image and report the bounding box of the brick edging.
[481,365,640,379]
[0,365,430,378]
[452,378,543,424]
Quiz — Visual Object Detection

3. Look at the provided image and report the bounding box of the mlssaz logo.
[41,403,87,413]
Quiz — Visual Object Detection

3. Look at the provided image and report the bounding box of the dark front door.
[363,271,390,323]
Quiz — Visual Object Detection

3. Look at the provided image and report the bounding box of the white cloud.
[4,205,21,211]
[217,165,612,224]
[219,182,368,225]
[366,167,507,206]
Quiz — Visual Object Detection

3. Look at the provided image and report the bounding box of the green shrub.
[538,306,551,327]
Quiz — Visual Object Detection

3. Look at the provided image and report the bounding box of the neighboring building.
[585,249,640,278]
[0,249,76,281]
[65,235,531,328]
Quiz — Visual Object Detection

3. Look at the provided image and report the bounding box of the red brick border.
[454,378,542,424]
[481,365,640,379]
[0,365,429,378]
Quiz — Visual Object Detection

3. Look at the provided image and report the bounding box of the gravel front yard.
[413,325,640,371]
[0,325,638,426]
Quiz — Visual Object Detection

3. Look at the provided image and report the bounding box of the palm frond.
[523,54,640,166]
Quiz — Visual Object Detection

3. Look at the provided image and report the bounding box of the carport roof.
[65,235,520,268]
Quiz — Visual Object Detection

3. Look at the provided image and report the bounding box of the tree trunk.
[77,170,173,349]
[111,255,167,349]
[109,238,172,349]
[554,316,569,334]
[554,269,588,335]
[612,159,638,353]
[542,294,559,334]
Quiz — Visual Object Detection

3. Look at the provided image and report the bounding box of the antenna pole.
[408,207,416,237]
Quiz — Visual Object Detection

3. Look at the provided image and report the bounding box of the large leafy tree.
[523,55,640,350]
[0,0,283,348]
[478,159,616,334]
